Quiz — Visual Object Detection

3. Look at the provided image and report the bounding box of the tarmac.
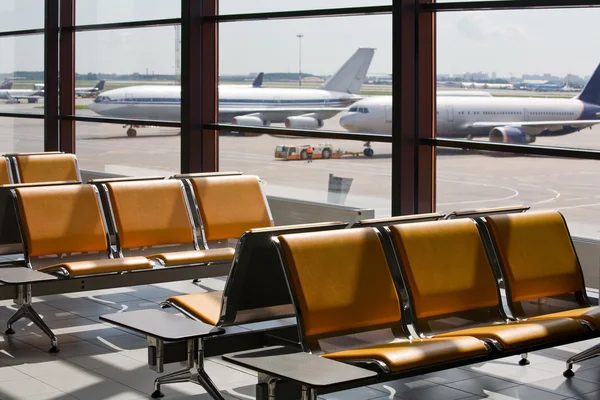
[1,99,600,237]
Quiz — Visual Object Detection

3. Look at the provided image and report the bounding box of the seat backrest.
[220,221,348,326]
[0,182,81,257]
[188,175,273,243]
[389,219,501,323]
[13,184,109,267]
[276,228,402,350]
[89,176,166,243]
[350,212,445,228]
[485,210,584,303]
[12,153,81,183]
[105,180,197,255]
[0,157,12,185]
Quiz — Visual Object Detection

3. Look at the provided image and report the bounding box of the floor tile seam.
[35,367,145,398]
[524,377,600,395]
[439,381,518,397]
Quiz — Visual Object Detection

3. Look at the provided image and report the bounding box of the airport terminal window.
[75,0,180,25]
[0,118,44,154]
[218,13,391,216]
[0,0,44,32]
[219,0,390,15]
[0,34,44,116]
[75,25,181,123]
[435,7,600,237]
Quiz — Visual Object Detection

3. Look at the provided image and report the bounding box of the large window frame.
[5,0,599,217]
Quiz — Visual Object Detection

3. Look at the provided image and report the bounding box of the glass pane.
[219,15,391,132]
[77,25,181,126]
[75,121,179,176]
[220,134,391,220]
[219,0,390,15]
[0,117,44,154]
[76,0,180,25]
[435,9,600,151]
[0,35,44,115]
[219,14,391,220]
[435,147,600,238]
[0,0,44,32]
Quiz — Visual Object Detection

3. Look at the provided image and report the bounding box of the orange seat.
[323,337,488,372]
[105,180,234,266]
[167,291,224,325]
[38,257,152,277]
[485,211,596,325]
[434,319,587,350]
[275,228,489,372]
[188,175,273,242]
[388,219,589,349]
[149,247,235,266]
[13,153,80,183]
[13,184,150,277]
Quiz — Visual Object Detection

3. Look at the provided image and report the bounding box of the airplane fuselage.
[89,85,361,123]
[340,96,600,138]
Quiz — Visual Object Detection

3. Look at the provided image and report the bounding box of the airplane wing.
[219,107,348,123]
[469,120,600,135]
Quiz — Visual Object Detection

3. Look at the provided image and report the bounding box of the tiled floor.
[1,278,600,400]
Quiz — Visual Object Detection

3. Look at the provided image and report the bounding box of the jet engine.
[284,114,324,129]
[489,127,536,144]
[231,113,270,127]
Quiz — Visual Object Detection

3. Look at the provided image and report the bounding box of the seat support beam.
[151,338,224,400]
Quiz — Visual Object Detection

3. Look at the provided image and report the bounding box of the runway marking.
[438,179,519,206]
[554,202,600,211]
[517,184,561,205]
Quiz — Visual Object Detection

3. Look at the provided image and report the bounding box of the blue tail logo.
[578,63,600,106]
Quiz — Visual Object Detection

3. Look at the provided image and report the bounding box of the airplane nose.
[340,114,355,131]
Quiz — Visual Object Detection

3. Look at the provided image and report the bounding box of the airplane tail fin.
[577,63,600,105]
[319,48,375,94]
[252,72,264,88]
[95,80,106,90]
[0,80,13,90]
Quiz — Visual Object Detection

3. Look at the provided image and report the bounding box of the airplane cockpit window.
[349,107,358,112]
[362,108,369,114]
[94,96,111,103]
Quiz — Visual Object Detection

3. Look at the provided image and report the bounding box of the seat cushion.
[529,306,600,327]
[434,318,588,350]
[165,291,223,325]
[38,256,152,277]
[148,248,235,266]
[323,336,488,373]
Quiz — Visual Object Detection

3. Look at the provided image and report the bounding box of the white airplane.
[34,80,106,97]
[75,80,106,97]
[340,63,600,157]
[0,87,43,104]
[89,48,376,137]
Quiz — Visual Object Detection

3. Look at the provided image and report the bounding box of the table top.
[223,346,377,388]
[100,309,224,341]
[0,267,58,284]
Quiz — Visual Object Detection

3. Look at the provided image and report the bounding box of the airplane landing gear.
[363,142,374,157]
[125,126,137,137]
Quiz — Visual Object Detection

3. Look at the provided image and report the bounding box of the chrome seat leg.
[151,338,225,400]
[5,284,58,353]
[564,343,600,378]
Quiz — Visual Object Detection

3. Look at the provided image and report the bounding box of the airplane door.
[523,108,530,121]
[385,106,393,122]
[446,106,454,122]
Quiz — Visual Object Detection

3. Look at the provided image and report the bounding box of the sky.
[0,0,599,78]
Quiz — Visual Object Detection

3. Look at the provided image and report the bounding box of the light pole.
[297,34,304,87]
